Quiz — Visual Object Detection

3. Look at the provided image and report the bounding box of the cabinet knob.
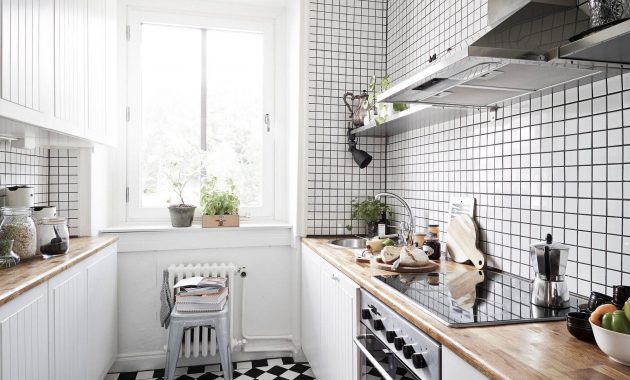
[394,336,406,350]
[412,353,427,369]
[385,330,397,343]
[331,274,339,282]
[373,319,385,331]
[403,344,416,359]
[361,308,372,320]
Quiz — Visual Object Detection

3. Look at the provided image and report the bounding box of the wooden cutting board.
[446,214,485,269]
[371,257,439,273]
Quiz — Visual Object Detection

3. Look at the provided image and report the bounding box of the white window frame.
[124,7,276,222]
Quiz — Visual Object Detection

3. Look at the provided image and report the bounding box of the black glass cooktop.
[374,271,588,328]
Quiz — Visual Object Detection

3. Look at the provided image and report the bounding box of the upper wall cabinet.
[0,0,117,146]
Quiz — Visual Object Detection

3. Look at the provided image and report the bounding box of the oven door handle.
[353,334,395,380]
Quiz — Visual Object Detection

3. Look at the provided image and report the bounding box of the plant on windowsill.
[200,177,240,228]
[351,197,390,238]
[164,160,198,228]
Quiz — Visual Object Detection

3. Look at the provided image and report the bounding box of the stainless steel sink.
[328,238,367,249]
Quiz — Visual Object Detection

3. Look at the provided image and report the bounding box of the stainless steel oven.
[356,290,441,380]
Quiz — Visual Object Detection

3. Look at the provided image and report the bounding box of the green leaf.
[380,74,390,90]
[351,198,390,223]
[375,116,386,125]
[368,75,376,91]
[345,224,352,232]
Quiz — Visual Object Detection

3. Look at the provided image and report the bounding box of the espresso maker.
[530,234,570,308]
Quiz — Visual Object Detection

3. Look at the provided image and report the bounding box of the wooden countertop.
[0,235,118,306]
[303,237,630,380]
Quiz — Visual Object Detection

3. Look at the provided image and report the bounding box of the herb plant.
[201,177,240,215]
[351,198,390,223]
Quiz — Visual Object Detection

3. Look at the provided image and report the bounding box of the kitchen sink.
[328,238,367,249]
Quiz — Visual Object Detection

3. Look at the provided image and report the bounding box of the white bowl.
[590,320,630,365]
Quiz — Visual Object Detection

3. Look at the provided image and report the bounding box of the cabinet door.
[301,244,322,377]
[48,267,88,380]
[320,264,358,380]
[442,346,488,380]
[0,0,54,127]
[0,286,48,380]
[86,245,117,380]
[52,0,88,136]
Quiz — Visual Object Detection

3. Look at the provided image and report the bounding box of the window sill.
[100,221,294,252]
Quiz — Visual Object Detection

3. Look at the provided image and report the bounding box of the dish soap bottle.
[377,212,389,237]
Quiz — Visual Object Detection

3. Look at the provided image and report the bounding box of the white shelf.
[350,105,473,137]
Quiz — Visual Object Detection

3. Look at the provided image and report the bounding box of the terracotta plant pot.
[202,214,240,228]
[168,205,196,227]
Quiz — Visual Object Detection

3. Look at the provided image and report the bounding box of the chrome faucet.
[374,192,415,245]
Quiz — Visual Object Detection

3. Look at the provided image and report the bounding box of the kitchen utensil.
[588,291,614,311]
[448,197,475,220]
[445,270,485,310]
[588,0,630,27]
[371,257,438,273]
[566,312,595,342]
[612,285,630,308]
[445,214,485,269]
[343,91,369,128]
[591,320,630,365]
[530,234,570,309]
[5,186,34,208]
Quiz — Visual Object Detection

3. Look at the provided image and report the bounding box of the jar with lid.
[0,207,37,259]
[423,224,441,260]
[37,217,70,258]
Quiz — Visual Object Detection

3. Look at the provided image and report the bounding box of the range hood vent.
[380,0,630,107]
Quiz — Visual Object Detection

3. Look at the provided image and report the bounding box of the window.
[125,10,275,221]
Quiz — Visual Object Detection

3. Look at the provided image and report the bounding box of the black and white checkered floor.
[106,358,315,380]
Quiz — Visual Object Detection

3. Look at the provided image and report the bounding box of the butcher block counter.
[302,237,630,380]
[0,235,118,306]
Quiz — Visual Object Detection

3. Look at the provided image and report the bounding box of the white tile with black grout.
[107,358,315,380]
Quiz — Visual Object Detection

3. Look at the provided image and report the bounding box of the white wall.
[106,226,299,372]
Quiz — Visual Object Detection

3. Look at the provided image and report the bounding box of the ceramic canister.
[32,205,57,222]
[5,186,34,208]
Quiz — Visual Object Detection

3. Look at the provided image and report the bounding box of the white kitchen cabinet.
[0,243,117,380]
[0,285,49,380]
[0,0,54,128]
[301,243,358,380]
[48,266,88,380]
[86,246,118,380]
[442,346,488,380]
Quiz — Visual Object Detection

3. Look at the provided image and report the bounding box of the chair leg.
[216,317,233,380]
[165,321,185,380]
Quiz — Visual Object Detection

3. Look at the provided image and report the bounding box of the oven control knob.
[361,309,372,320]
[373,319,384,331]
[385,330,397,343]
[394,337,405,350]
[412,353,427,369]
[403,344,416,359]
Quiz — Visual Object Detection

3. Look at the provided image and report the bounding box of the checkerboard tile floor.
[106,357,315,380]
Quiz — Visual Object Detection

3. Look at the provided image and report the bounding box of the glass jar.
[0,207,37,259]
[37,217,70,258]
[0,239,20,269]
[423,224,441,260]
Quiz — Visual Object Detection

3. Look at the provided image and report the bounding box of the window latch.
[264,113,270,132]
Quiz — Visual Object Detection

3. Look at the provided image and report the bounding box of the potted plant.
[164,160,198,228]
[351,198,390,237]
[201,177,240,228]
[362,74,409,125]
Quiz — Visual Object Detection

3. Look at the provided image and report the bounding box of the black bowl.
[612,285,630,308]
[587,291,613,312]
[566,312,595,342]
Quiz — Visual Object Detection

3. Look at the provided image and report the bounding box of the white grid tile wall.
[386,72,630,298]
[307,0,388,235]
[0,142,80,236]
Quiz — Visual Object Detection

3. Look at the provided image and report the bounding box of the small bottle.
[377,211,389,237]
[423,224,441,260]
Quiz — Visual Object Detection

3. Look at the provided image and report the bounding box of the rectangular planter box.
[202,214,240,228]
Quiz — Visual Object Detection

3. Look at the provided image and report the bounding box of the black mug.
[587,291,613,311]
[612,285,630,308]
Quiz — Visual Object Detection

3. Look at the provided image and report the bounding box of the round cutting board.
[446,214,485,269]
[371,257,439,273]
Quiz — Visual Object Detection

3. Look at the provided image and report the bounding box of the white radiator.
[167,263,239,359]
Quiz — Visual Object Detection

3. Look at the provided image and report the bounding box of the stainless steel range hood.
[379,0,630,107]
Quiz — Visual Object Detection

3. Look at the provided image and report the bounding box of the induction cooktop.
[373,271,588,328]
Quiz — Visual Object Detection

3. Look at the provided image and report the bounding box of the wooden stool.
[164,306,232,380]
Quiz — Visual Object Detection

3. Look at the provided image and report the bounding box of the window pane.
[140,24,201,207]
[205,30,264,208]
